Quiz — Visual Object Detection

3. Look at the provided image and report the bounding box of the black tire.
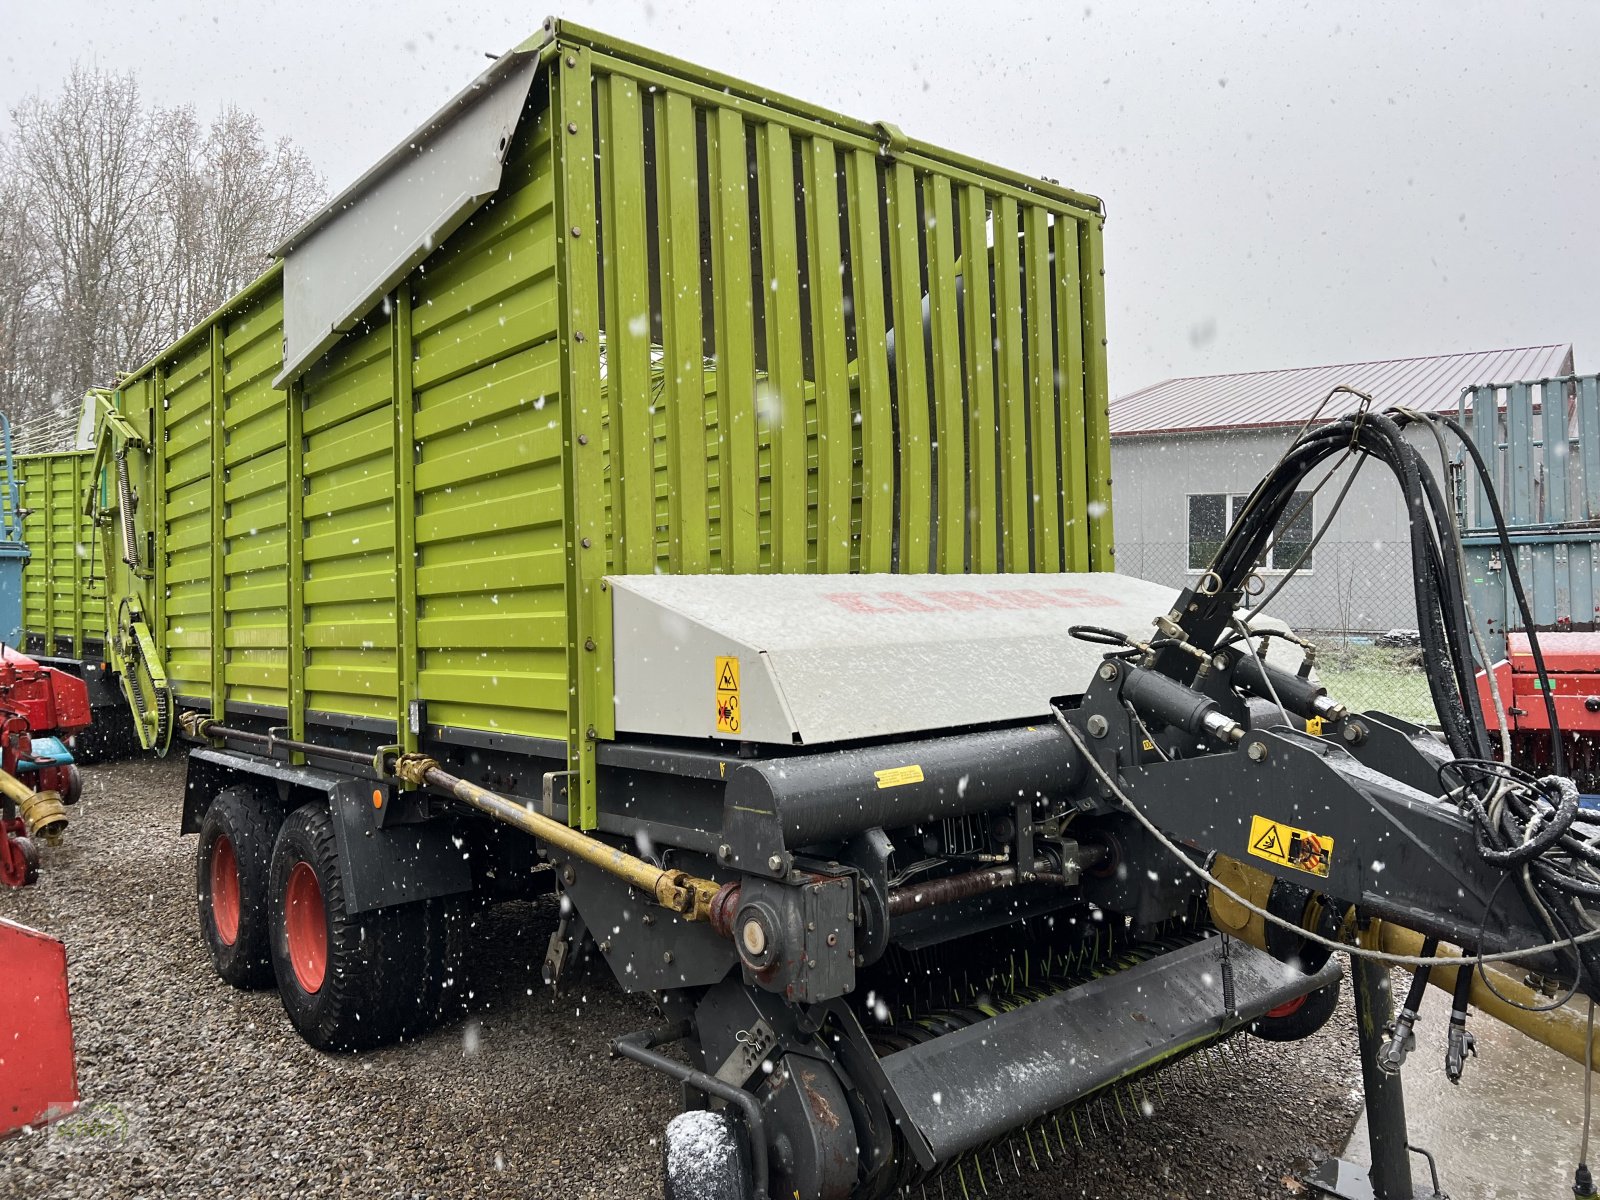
[267,802,428,1051]
[196,787,278,989]
[11,835,39,886]
[386,894,470,1041]
[416,895,469,1029]
[1250,976,1341,1042]
[663,1110,752,1200]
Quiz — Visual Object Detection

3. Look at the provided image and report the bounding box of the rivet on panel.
[584,637,596,651]
[567,122,579,134]
[571,226,582,238]
[565,54,576,67]
[581,536,592,548]
[577,433,588,445]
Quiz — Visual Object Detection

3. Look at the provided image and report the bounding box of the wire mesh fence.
[1115,541,1439,724]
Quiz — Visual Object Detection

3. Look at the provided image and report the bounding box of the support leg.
[1309,958,1440,1199]
[1354,958,1414,1199]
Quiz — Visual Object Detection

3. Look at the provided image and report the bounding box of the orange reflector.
[371,789,384,809]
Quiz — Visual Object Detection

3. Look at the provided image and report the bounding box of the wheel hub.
[210,835,241,946]
[284,862,328,993]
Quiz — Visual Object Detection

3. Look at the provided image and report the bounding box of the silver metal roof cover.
[270,37,551,386]
[608,572,1193,746]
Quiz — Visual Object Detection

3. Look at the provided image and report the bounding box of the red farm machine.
[0,408,95,886]
[0,409,87,1142]
[0,644,91,887]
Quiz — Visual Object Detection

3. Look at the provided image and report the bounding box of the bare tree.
[9,67,158,411]
[150,105,321,348]
[0,65,325,439]
[0,166,49,419]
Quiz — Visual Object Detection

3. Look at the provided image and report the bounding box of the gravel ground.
[2,756,1363,1199]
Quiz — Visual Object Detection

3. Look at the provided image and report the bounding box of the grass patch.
[1309,642,1438,726]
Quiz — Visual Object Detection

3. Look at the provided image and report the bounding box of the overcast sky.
[4,0,1596,396]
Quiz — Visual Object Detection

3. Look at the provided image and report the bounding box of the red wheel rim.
[210,835,241,945]
[1265,993,1309,1020]
[284,862,328,993]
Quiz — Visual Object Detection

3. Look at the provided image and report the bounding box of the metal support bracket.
[542,908,589,994]
[542,769,575,818]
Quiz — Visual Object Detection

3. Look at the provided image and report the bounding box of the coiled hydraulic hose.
[1176,404,1555,767]
[1169,403,1597,996]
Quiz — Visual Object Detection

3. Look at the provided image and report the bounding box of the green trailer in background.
[19,448,103,659]
[18,421,126,754]
[71,20,1344,1199]
[0,414,31,647]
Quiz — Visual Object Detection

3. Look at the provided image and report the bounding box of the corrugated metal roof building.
[1112,344,1574,436]
[1110,344,1576,633]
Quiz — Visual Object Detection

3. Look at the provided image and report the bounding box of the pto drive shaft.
[390,753,725,922]
[0,769,67,844]
[181,718,728,925]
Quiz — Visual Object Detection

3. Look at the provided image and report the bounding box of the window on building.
[1187,494,1227,570]
[1187,492,1315,573]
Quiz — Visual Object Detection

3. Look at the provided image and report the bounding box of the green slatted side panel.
[95,32,1111,778]
[410,104,567,740]
[220,289,289,709]
[18,455,49,647]
[562,44,1110,819]
[578,50,1107,586]
[161,342,217,699]
[300,321,397,721]
[18,451,102,655]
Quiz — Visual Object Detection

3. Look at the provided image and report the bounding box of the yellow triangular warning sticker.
[714,655,741,734]
[1247,813,1333,878]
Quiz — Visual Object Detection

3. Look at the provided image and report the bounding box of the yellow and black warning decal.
[874,764,925,789]
[715,655,741,734]
[1247,814,1333,878]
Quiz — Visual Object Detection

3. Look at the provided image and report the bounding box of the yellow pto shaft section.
[390,754,723,922]
[1,769,67,845]
[1208,855,1600,1072]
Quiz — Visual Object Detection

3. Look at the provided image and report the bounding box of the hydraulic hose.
[1436,410,1564,775]
[1174,408,1489,761]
